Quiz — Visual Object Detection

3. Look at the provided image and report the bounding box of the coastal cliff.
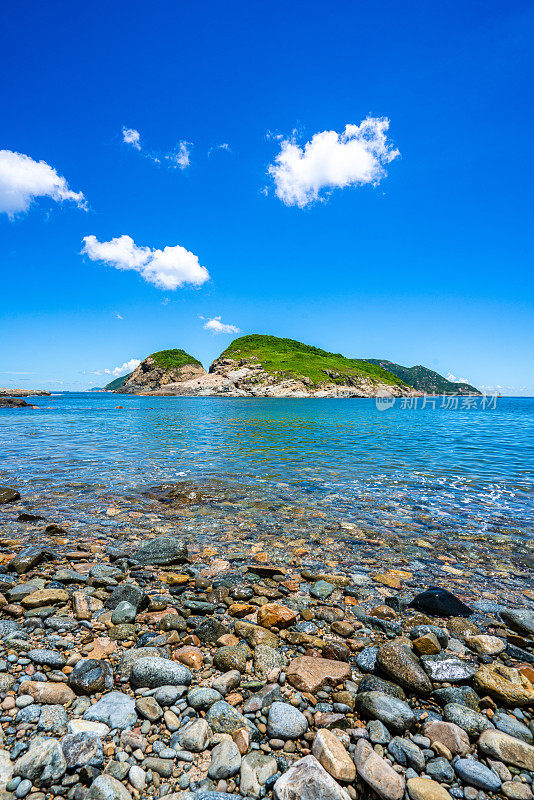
[120,349,206,394]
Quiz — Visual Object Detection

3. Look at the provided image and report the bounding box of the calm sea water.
[0,393,533,539]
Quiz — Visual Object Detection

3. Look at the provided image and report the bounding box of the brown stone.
[20,680,75,705]
[413,633,441,655]
[478,730,534,770]
[354,738,405,800]
[475,664,534,706]
[21,589,69,608]
[407,777,453,800]
[257,603,297,630]
[175,646,203,669]
[312,729,356,782]
[423,720,470,757]
[286,656,351,693]
[228,603,256,618]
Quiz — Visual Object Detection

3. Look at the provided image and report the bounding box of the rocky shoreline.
[0,485,533,800]
[119,358,420,399]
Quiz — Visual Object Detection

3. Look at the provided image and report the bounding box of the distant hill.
[366,359,480,395]
[104,374,131,391]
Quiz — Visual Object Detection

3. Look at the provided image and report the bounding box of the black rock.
[9,546,56,575]
[0,486,21,504]
[409,587,473,617]
[0,398,31,408]
[68,659,114,695]
[133,536,188,566]
[17,512,44,522]
[105,582,146,611]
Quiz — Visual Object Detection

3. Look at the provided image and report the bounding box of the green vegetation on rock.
[104,374,131,390]
[366,359,480,395]
[220,335,410,388]
[150,349,202,370]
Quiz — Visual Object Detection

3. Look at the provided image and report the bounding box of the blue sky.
[1,0,533,393]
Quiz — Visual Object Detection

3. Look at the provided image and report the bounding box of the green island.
[219,335,409,388]
[149,348,203,370]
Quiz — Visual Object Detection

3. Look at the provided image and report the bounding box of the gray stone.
[61,732,103,770]
[177,719,211,752]
[443,703,493,737]
[273,754,350,800]
[208,739,242,779]
[433,686,480,710]
[14,738,67,787]
[243,683,283,714]
[240,751,278,798]
[267,701,308,740]
[377,640,432,695]
[0,749,13,791]
[206,701,249,735]
[187,687,223,710]
[421,654,476,682]
[85,774,133,800]
[356,647,378,674]
[130,656,192,688]
[368,719,391,744]
[501,609,534,636]
[493,713,533,744]
[28,649,66,669]
[388,737,425,771]
[310,580,335,600]
[117,646,169,679]
[253,644,285,680]
[111,601,136,625]
[154,685,185,706]
[212,671,241,696]
[84,691,136,730]
[453,758,501,791]
[355,738,405,800]
[133,536,188,566]
[356,691,416,733]
[128,765,145,791]
[105,582,145,610]
[426,758,455,783]
[38,704,67,734]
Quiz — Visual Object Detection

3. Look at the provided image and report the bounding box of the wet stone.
[68,659,114,695]
[421,653,477,682]
[267,702,308,739]
[410,588,473,618]
[376,640,432,695]
[443,703,494,736]
[356,691,416,733]
[61,732,104,770]
[83,691,136,730]
[453,759,502,792]
[133,536,188,566]
[130,656,192,688]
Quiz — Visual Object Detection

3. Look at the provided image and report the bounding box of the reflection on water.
[0,395,533,539]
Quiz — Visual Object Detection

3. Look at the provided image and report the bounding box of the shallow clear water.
[1,394,533,539]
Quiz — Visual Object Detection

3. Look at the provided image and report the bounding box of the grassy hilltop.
[104,349,202,390]
[219,335,410,388]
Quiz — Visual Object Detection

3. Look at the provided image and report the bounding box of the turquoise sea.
[0,393,533,541]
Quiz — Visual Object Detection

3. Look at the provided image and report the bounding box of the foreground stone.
[355,738,405,800]
[407,777,453,800]
[274,755,351,800]
[286,656,351,692]
[133,536,188,565]
[312,728,356,781]
[478,730,534,770]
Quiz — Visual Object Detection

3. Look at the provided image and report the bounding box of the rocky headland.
[0,483,532,800]
[115,337,421,399]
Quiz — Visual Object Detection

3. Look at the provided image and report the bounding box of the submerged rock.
[410,588,473,617]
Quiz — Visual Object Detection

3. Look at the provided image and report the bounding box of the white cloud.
[122,127,192,169]
[267,117,399,208]
[81,234,210,290]
[92,358,141,377]
[116,313,123,320]
[447,372,471,384]
[208,143,231,157]
[167,141,191,169]
[0,150,86,217]
[122,128,141,150]
[203,316,240,335]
